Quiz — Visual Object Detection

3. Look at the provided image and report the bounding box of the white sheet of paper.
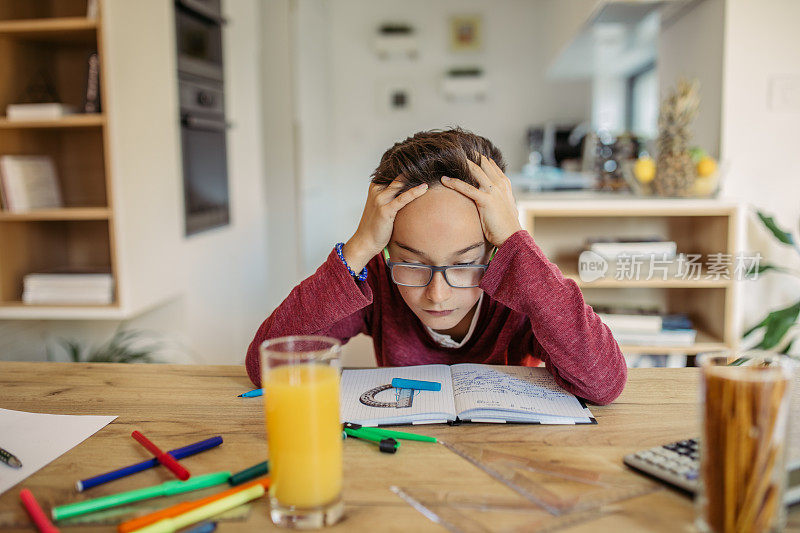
[0,408,116,496]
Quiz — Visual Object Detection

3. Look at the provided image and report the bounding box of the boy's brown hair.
[371,127,506,194]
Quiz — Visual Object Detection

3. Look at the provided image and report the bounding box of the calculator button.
[686,471,699,480]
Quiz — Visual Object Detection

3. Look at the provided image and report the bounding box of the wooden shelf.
[0,114,105,129]
[0,208,110,221]
[561,268,734,288]
[0,301,125,320]
[619,330,728,355]
[516,193,740,217]
[0,17,97,43]
[518,198,742,359]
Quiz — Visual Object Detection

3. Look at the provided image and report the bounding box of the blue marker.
[238,388,263,398]
[183,521,218,533]
[76,436,223,491]
[391,378,441,391]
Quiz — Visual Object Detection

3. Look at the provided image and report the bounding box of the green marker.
[52,471,231,520]
[228,461,269,486]
[343,427,399,453]
[356,427,437,443]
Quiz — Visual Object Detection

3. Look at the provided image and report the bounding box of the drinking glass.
[261,336,343,529]
[696,350,794,533]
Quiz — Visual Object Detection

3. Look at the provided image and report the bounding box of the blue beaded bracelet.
[335,242,368,282]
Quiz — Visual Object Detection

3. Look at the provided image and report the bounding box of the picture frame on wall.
[449,15,483,52]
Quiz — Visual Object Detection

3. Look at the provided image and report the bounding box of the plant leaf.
[743,316,768,338]
[779,336,796,355]
[60,339,85,363]
[756,300,800,350]
[746,263,790,277]
[757,210,795,246]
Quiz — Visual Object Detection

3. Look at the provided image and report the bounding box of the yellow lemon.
[696,156,717,178]
[692,175,716,196]
[633,157,656,183]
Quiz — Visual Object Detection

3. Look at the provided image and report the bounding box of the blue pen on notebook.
[238,388,263,398]
[391,378,441,391]
[76,436,223,492]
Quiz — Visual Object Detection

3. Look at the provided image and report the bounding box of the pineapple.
[654,79,700,197]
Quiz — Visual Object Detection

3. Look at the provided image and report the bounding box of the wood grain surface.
[0,363,797,532]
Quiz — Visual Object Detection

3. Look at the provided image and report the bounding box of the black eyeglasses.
[382,247,496,288]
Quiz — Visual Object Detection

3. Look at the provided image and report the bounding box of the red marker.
[131,431,191,481]
[19,489,60,533]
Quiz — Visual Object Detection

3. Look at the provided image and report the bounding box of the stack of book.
[587,236,678,260]
[593,305,697,347]
[5,103,76,121]
[0,155,62,212]
[22,272,114,305]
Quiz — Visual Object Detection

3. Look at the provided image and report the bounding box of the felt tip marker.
[132,431,191,481]
[19,489,60,533]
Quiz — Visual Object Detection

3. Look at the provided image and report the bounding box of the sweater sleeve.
[479,230,627,405]
[245,249,374,386]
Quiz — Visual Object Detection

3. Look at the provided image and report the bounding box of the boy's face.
[388,185,490,335]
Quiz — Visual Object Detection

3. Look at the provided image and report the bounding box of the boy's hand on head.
[440,155,523,248]
[343,177,428,272]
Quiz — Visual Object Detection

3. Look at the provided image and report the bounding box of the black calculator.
[623,438,700,494]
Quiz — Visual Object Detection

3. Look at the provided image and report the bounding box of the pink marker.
[19,489,60,533]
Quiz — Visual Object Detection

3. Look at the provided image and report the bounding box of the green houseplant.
[47,327,161,363]
[741,210,800,358]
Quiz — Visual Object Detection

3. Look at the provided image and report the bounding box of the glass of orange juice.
[261,336,343,529]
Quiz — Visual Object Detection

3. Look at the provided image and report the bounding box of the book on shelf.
[596,310,693,334]
[597,312,662,333]
[586,236,677,260]
[593,305,697,346]
[608,329,697,347]
[22,270,113,305]
[84,52,102,113]
[87,0,99,19]
[5,103,77,121]
[340,364,595,427]
[0,155,62,212]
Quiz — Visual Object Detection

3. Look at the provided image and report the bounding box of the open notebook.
[340,364,595,426]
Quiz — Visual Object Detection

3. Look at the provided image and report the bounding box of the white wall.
[295,0,593,274]
[658,0,725,158]
[0,0,272,365]
[262,0,303,308]
[719,0,800,352]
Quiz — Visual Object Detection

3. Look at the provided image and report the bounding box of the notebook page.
[451,364,591,420]
[340,365,456,426]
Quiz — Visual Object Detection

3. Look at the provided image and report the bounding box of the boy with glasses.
[246,128,627,405]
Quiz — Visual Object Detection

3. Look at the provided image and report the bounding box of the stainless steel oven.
[179,76,229,235]
[175,0,229,236]
[175,0,223,81]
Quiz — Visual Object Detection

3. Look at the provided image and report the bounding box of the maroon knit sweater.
[246,230,627,405]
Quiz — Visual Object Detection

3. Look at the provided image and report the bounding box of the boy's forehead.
[391,186,485,259]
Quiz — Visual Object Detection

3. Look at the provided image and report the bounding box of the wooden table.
[0,363,797,532]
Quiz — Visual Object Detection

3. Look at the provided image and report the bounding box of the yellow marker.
[132,483,265,533]
[264,364,342,508]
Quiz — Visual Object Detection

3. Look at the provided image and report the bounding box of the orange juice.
[264,363,342,508]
